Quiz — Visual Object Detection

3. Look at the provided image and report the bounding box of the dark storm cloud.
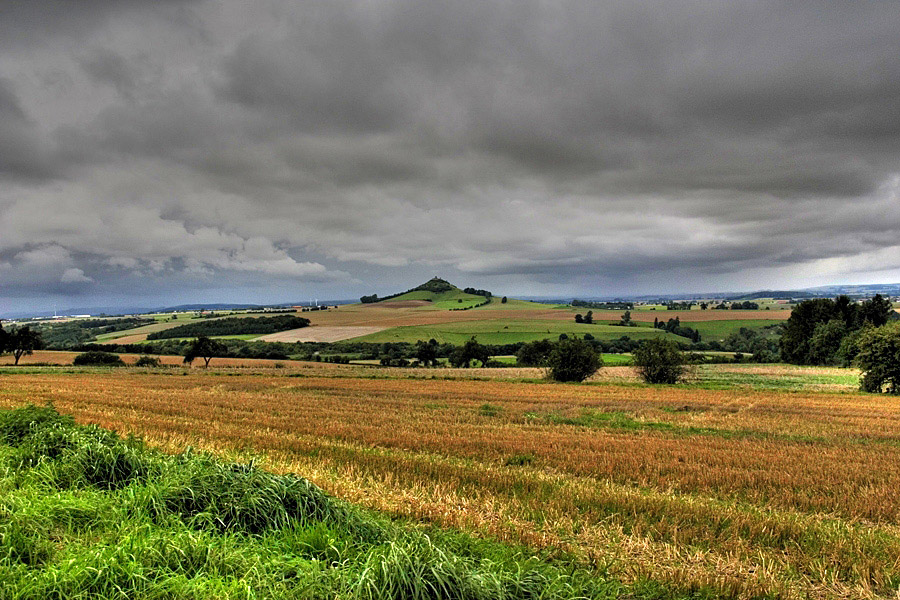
[0,78,56,179]
[1,0,899,311]
[79,49,139,100]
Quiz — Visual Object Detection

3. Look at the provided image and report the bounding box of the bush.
[516,340,553,367]
[545,337,602,382]
[72,351,125,367]
[135,355,161,367]
[856,323,900,393]
[0,403,74,446]
[632,338,688,384]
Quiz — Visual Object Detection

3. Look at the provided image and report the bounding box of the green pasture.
[683,319,784,340]
[348,319,688,345]
[387,288,489,309]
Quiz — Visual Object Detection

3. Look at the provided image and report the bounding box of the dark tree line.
[463,287,492,299]
[780,294,895,365]
[572,300,633,310]
[147,315,310,340]
[713,301,760,310]
[449,297,492,311]
[665,302,694,310]
[26,317,154,349]
[653,317,701,342]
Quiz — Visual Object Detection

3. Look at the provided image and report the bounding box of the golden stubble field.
[0,364,896,599]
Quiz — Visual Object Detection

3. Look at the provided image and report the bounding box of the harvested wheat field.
[0,363,896,599]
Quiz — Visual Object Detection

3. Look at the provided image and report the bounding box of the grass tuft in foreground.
[0,404,663,600]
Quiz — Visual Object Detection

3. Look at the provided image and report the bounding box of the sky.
[1,1,899,313]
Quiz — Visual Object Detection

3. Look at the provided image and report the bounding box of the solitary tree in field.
[184,336,226,368]
[6,326,43,366]
[633,338,689,384]
[574,313,583,323]
[546,336,602,382]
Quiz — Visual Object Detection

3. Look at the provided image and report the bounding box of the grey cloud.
[1,0,900,310]
[0,78,55,179]
[79,49,139,99]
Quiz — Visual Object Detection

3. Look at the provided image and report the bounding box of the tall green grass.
[0,404,652,599]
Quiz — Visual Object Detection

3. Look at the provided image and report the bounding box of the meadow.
[0,360,895,599]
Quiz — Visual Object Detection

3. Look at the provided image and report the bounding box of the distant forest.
[146,315,310,340]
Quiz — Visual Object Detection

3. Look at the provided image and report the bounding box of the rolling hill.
[365,277,492,309]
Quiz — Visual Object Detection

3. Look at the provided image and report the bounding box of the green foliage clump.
[135,355,161,367]
[516,339,554,366]
[412,277,456,293]
[653,316,700,342]
[545,337,602,382]
[414,339,439,366]
[856,323,900,393]
[633,338,689,384]
[72,351,126,367]
[449,337,490,368]
[719,326,780,362]
[781,295,895,365]
[807,319,848,366]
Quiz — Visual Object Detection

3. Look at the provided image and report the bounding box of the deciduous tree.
[546,337,602,382]
[633,338,688,384]
[184,336,226,368]
[6,326,43,366]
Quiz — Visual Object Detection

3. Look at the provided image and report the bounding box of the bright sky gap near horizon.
[1,1,899,313]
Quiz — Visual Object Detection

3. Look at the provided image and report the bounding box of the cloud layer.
[1,1,899,310]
